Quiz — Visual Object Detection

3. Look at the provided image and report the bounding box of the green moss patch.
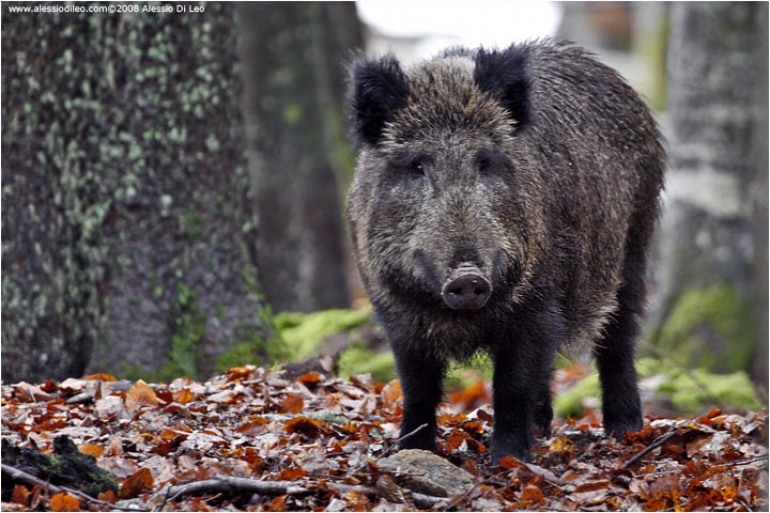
[160,285,208,382]
[276,307,371,360]
[336,343,395,383]
[553,357,762,419]
[645,358,762,413]
[554,374,602,419]
[655,284,755,373]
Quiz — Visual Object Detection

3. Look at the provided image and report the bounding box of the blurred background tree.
[652,2,768,390]
[237,2,362,313]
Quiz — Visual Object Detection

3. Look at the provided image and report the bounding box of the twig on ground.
[353,422,429,473]
[731,456,770,469]
[392,423,429,445]
[621,430,679,469]
[378,423,429,460]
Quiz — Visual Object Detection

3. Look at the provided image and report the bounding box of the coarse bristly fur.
[345,40,665,464]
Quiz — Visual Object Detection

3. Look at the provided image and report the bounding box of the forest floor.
[1,364,767,512]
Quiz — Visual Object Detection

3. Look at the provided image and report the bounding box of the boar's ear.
[474,46,532,128]
[349,55,410,146]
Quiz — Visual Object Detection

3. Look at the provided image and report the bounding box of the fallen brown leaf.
[125,380,160,411]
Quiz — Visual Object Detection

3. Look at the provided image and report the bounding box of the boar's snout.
[441,263,492,310]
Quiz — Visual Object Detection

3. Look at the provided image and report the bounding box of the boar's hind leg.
[595,241,646,440]
[393,347,445,452]
[490,302,562,463]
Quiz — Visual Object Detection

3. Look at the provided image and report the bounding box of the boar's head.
[347,48,547,313]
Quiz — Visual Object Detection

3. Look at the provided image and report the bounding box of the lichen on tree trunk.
[2,3,270,382]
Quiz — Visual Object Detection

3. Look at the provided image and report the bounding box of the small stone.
[324,498,347,512]
[378,449,475,497]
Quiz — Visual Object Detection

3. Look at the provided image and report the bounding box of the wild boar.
[346,41,664,462]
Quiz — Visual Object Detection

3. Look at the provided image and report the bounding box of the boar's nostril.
[442,272,492,310]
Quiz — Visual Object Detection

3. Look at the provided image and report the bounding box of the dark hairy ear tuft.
[349,55,410,146]
[474,46,532,128]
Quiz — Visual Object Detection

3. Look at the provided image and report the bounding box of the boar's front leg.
[490,355,536,463]
[393,344,446,452]
[490,302,562,464]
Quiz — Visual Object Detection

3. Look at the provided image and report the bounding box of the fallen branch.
[2,463,57,491]
[164,477,310,502]
[159,475,449,509]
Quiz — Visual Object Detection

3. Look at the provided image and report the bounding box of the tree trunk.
[750,4,769,389]
[237,2,363,313]
[651,3,768,382]
[2,9,110,382]
[2,3,267,383]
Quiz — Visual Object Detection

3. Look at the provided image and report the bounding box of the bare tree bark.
[237,2,363,312]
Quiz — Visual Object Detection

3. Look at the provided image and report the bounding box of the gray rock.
[378,449,475,498]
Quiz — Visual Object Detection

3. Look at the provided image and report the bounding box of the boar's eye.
[391,152,430,180]
[409,158,425,176]
[476,150,503,174]
[477,155,492,174]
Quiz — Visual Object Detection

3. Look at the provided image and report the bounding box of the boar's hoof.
[604,416,643,442]
[442,265,491,310]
